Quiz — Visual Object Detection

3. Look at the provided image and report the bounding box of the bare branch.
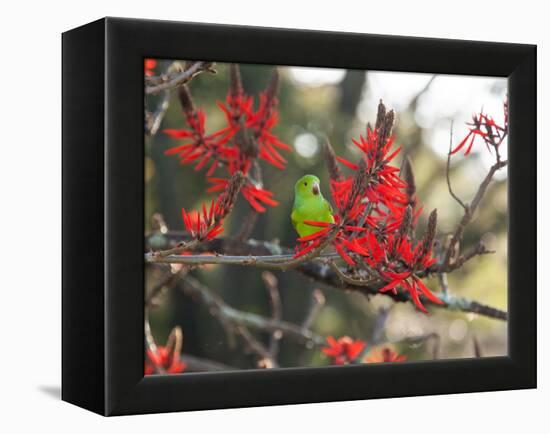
[370,307,391,346]
[145,264,188,307]
[235,325,278,368]
[146,232,508,321]
[147,250,339,267]
[443,241,495,272]
[407,76,436,109]
[354,306,391,361]
[301,289,326,331]
[473,335,483,357]
[442,158,507,268]
[148,230,339,271]
[437,271,449,296]
[151,239,199,258]
[329,261,377,287]
[144,311,165,374]
[145,89,171,136]
[436,292,507,320]
[181,275,325,347]
[446,122,468,211]
[261,272,283,358]
[145,61,215,95]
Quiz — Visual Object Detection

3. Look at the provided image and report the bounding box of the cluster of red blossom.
[145,346,186,375]
[319,103,508,362]
[148,61,507,368]
[179,171,244,242]
[145,327,186,375]
[450,101,508,155]
[322,336,406,365]
[144,58,157,77]
[299,101,508,314]
[296,103,443,313]
[163,64,290,215]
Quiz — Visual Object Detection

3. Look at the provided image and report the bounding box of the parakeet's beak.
[312,182,320,195]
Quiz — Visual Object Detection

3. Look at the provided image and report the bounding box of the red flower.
[322,336,366,365]
[164,67,288,213]
[181,199,224,242]
[330,130,407,224]
[376,213,443,313]
[179,172,244,242]
[366,347,407,363]
[451,109,507,156]
[207,177,279,213]
[145,346,186,375]
[217,69,291,171]
[293,103,442,314]
[294,220,333,254]
[144,58,157,77]
[293,218,373,262]
[164,107,234,177]
[295,131,394,251]
[379,274,443,314]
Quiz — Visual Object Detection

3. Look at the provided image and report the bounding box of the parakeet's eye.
[304,182,308,186]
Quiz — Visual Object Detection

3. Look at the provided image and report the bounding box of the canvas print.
[144,59,508,374]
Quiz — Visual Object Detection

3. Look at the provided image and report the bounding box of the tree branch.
[181,274,325,347]
[442,158,507,269]
[146,232,508,321]
[145,264,189,307]
[443,241,495,272]
[145,61,215,95]
[262,272,283,359]
[301,289,326,331]
[446,122,468,211]
[145,89,171,136]
[147,250,339,267]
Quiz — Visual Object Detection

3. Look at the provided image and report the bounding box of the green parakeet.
[291,174,335,238]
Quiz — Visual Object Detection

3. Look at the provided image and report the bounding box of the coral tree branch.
[146,232,507,321]
[181,274,325,346]
[145,61,215,95]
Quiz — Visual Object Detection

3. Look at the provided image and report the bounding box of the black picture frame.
[62,17,536,416]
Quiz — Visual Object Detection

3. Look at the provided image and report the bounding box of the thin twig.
[152,239,200,258]
[181,275,325,347]
[329,261,378,287]
[262,272,283,359]
[301,289,326,331]
[235,325,278,368]
[353,306,391,362]
[370,307,391,346]
[144,310,165,374]
[446,121,468,211]
[146,233,508,321]
[473,335,483,357]
[442,158,507,269]
[435,292,507,320]
[443,242,495,272]
[147,234,339,270]
[408,76,436,109]
[145,264,188,306]
[437,271,449,296]
[146,89,171,136]
[145,61,215,95]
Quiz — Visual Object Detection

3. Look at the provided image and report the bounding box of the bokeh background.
[145,61,508,369]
